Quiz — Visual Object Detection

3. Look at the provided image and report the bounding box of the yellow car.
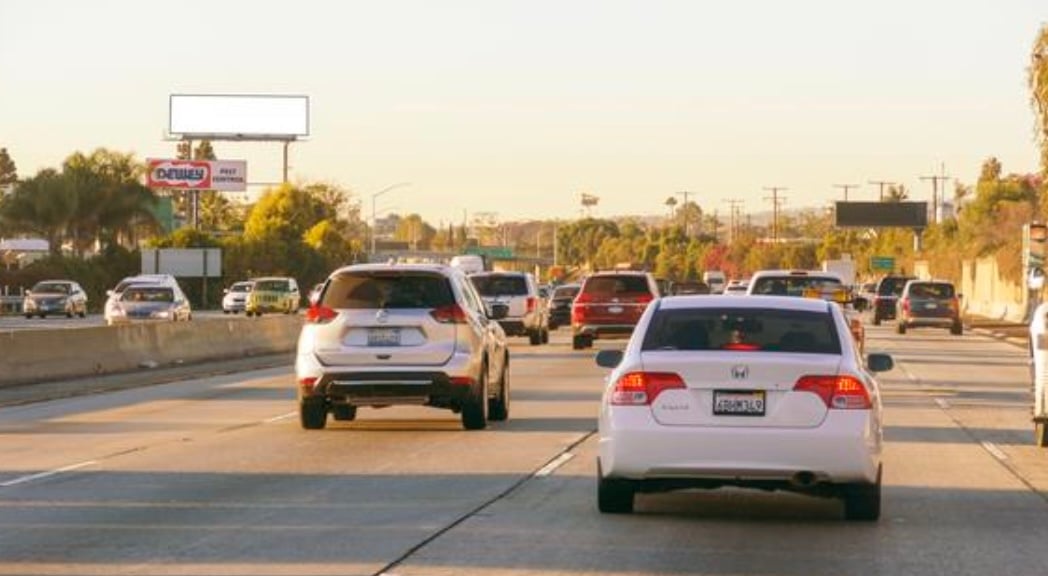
[245,277,301,316]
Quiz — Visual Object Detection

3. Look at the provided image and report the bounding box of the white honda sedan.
[596,295,893,521]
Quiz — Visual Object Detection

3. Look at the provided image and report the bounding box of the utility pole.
[834,184,860,202]
[763,187,787,242]
[869,180,895,202]
[723,199,744,244]
[675,191,695,237]
[920,167,951,225]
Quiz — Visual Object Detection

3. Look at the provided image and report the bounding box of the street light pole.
[370,182,411,260]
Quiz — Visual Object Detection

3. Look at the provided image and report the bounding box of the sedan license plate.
[608,305,624,314]
[367,328,401,347]
[713,390,766,416]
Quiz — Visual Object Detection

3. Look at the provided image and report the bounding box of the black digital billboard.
[835,201,928,228]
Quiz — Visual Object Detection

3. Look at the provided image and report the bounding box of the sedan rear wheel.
[597,460,634,514]
[896,322,906,335]
[461,369,488,430]
[843,465,881,521]
[299,398,328,430]
[529,329,541,346]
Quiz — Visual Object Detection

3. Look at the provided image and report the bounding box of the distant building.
[0,238,49,269]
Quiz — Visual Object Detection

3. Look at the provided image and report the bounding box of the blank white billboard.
[169,94,309,139]
[142,248,222,277]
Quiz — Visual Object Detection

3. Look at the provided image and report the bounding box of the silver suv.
[295,264,511,430]
[469,271,549,345]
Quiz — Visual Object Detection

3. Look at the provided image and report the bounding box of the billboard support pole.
[282,141,290,184]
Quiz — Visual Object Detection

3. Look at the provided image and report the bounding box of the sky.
[2,0,1048,226]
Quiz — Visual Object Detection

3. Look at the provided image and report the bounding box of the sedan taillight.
[793,375,871,409]
[610,372,686,406]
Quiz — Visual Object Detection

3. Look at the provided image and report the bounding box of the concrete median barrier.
[0,315,303,388]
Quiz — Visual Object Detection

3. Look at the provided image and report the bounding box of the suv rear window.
[907,282,955,299]
[877,277,915,296]
[255,280,290,292]
[749,275,843,298]
[553,285,580,299]
[470,274,528,297]
[583,275,651,296]
[323,272,455,309]
[641,307,841,354]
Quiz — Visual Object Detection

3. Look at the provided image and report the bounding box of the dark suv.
[571,271,659,349]
[896,280,963,335]
[872,275,916,325]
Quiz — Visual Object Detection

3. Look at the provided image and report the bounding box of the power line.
[763,187,787,242]
[869,180,895,202]
[722,198,744,244]
[834,184,860,202]
[920,166,951,224]
[675,191,696,237]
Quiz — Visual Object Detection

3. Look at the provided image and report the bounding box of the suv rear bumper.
[302,371,476,410]
[573,323,636,340]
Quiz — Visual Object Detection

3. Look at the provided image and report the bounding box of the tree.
[0,148,17,187]
[394,214,436,249]
[884,185,910,203]
[1030,24,1048,185]
[0,169,77,255]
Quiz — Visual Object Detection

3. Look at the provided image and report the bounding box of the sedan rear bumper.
[599,408,880,484]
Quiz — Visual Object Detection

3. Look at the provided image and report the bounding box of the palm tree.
[1030,24,1048,214]
[0,169,77,255]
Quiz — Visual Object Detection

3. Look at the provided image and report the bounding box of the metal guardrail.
[0,296,23,315]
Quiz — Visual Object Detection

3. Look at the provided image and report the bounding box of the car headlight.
[152,310,172,319]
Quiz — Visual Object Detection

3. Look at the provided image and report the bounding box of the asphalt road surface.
[1,325,1046,575]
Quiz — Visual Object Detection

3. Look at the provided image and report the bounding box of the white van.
[702,270,727,294]
[450,254,486,274]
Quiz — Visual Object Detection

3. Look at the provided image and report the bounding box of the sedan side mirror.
[595,349,623,368]
[866,353,894,373]
[488,303,509,320]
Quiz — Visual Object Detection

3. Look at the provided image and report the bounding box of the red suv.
[571,271,659,349]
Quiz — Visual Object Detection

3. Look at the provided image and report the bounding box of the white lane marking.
[264,411,297,423]
[935,398,950,410]
[535,452,574,477]
[982,441,1008,461]
[0,460,98,488]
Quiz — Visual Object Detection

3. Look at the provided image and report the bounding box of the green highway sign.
[871,256,894,271]
[466,246,514,259]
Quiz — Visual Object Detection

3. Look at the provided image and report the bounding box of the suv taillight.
[901,298,910,313]
[526,296,537,313]
[575,292,594,304]
[431,304,468,324]
[949,297,959,313]
[611,372,686,406]
[305,305,337,324]
[793,375,871,409]
[635,293,654,304]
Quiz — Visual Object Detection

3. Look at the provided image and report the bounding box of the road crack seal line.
[372,428,597,576]
[897,358,1048,506]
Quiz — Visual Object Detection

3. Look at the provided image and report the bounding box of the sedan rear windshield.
[642,307,841,355]
[122,287,174,303]
[907,283,955,299]
[32,282,70,294]
[323,272,454,309]
[471,275,528,297]
[583,275,651,296]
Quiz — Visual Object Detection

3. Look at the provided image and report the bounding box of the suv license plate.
[367,328,401,347]
[713,390,766,416]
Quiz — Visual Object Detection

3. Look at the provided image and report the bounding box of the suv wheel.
[1036,421,1048,448]
[572,335,592,350]
[950,322,963,336]
[488,359,510,422]
[541,327,550,344]
[529,329,541,346]
[842,466,881,521]
[461,368,489,430]
[597,460,634,514]
[299,398,328,430]
[331,404,357,421]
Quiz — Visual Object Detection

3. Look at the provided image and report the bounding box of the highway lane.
[0,326,1047,575]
